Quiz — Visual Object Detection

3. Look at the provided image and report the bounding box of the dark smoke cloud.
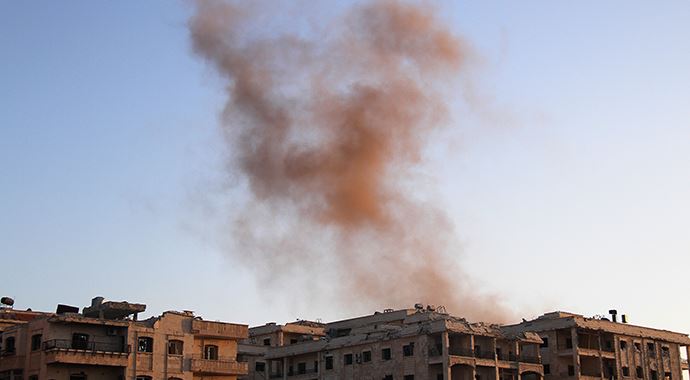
[190,0,511,322]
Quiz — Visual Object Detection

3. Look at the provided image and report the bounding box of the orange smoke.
[190,0,510,322]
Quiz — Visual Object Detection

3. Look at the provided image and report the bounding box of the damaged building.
[239,305,544,380]
[504,311,690,380]
[0,297,248,380]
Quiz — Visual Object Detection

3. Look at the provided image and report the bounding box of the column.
[571,328,581,379]
[443,331,451,380]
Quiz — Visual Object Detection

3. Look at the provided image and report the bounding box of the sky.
[2,0,690,336]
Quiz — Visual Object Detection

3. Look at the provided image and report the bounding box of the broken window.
[298,362,306,374]
[622,367,630,377]
[168,340,183,355]
[636,367,644,378]
[314,360,318,372]
[362,350,372,362]
[204,344,219,360]
[544,365,550,374]
[290,339,298,344]
[382,347,392,360]
[540,337,549,348]
[566,338,573,349]
[403,342,415,357]
[661,346,670,356]
[383,376,393,380]
[651,370,658,380]
[72,333,89,350]
[404,376,415,380]
[634,342,642,351]
[255,362,266,372]
[648,343,656,357]
[4,337,15,354]
[344,353,353,365]
[568,365,575,376]
[138,337,153,353]
[325,355,333,370]
[31,334,42,351]
[620,340,628,350]
[263,338,271,346]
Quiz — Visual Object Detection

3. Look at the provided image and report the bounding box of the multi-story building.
[504,311,690,380]
[243,305,544,380]
[0,297,248,380]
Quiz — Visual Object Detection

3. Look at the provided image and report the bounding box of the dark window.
[135,377,152,380]
[169,378,183,380]
[438,375,445,380]
[605,340,613,350]
[71,375,87,380]
[298,362,306,374]
[404,376,415,380]
[651,370,658,380]
[634,342,642,351]
[648,343,656,357]
[344,353,353,365]
[29,376,38,380]
[314,360,318,372]
[403,342,415,357]
[72,333,89,350]
[568,365,575,376]
[168,340,183,355]
[544,365,550,374]
[4,337,16,354]
[636,367,644,378]
[662,346,670,356]
[362,350,372,362]
[382,347,392,360]
[620,341,628,350]
[204,344,219,360]
[138,337,153,353]
[383,376,393,380]
[31,334,42,351]
[622,367,630,377]
[288,365,293,376]
[255,362,266,372]
[290,339,298,344]
[566,338,573,349]
[540,337,549,348]
[325,355,333,370]
[263,338,271,346]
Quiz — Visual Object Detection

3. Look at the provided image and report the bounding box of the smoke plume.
[190,0,510,322]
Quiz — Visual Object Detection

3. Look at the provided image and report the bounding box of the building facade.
[241,306,544,380]
[504,311,690,380]
[0,297,248,380]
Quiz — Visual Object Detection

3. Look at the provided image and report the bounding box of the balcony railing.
[190,355,248,376]
[43,339,129,353]
[519,355,541,364]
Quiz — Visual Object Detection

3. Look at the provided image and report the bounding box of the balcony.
[191,356,248,376]
[191,319,248,339]
[43,339,129,367]
[0,353,24,371]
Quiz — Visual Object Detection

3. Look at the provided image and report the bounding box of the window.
[344,353,353,365]
[29,376,38,380]
[290,339,298,344]
[566,338,573,349]
[544,365,550,374]
[620,340,628,350]
[636,367,644,378]
[404,376,415,380]
[168,340,183,355]
[314,360,319,372]
[622,367,630,377]
[325,355,333,370]
[634,342,642,351]
[70,375,87,380]
[4,337,16,354]
[648,343,656,357]
[255,362,266,372]
[540,337,549,348]
[298,362,306,374]
[72,333,89,350]
[662,346,670,356]
[30,334,42,351]
[136,377,152,380]
[382,347,392,360]
[664,372,672,380]
[383,376,393,380]
[651,370,658,380]
[138,337,153,353]
[169,378,183,380]
[403,342,415,357]
[362,350,372,362]
[568,365,575,377]
[204,344,219,360]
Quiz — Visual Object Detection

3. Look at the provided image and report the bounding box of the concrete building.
[504,311,690,380]
[241,305,544,380]
[0,297,248,380]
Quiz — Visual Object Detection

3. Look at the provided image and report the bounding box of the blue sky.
[2,0,690,338]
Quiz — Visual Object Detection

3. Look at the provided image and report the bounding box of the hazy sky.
[2,0,690,336]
